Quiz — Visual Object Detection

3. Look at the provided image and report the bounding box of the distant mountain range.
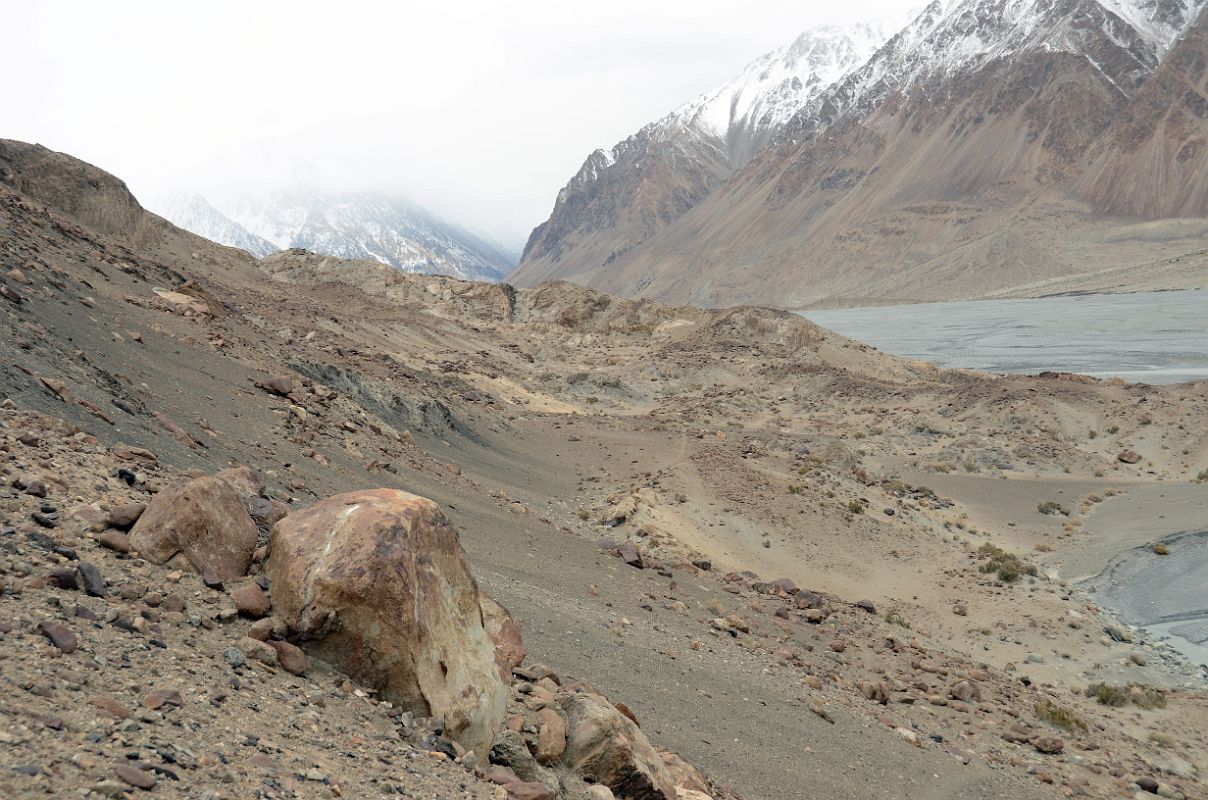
[153,191,515,282]
[511,0,1208,308]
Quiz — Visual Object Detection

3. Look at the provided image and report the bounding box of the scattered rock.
[231,583,270,618]
[481,594,526,681]
[267,640,309,675]
[37,620,77,653]
[96,531,131,554]
[106,503,145,530]
[559,693,677,800]
[115,763,156,790]
[128,476,258,580]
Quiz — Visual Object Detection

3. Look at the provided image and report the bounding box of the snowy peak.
[155,190,514,282]
[789,0,1208,139]
[151,192,278,258]
[653,22,894,166]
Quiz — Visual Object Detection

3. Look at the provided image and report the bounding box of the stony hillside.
[3,140,1208,800]
[511,0,1208,308]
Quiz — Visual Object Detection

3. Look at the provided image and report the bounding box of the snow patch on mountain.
[155,190,514,282]
[151,192,278,258]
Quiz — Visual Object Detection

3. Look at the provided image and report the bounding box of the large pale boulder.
[480,594,525,681]
[128,476,257,580]
[560,693,677,800]
[265,488,505,754]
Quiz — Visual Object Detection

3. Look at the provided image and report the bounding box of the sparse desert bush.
[846,499,864,514]
[1196,469,1208,484]
[1085,682,1166,709]
[1107,425,1120,434]
[1037,501,1069,516]
[1035,701,1087,732]
[577,507,589,521]
[1034,542,1053,552]
[1149,732,1175,748]
[1152,543,1170,555]
[977,543,1038,583]
[884,609,911,629]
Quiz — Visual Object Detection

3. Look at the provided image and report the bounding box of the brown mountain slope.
[517,50,1155,308]
[519,133,731,287]
[1077,9,1208,217]
[512,3,1208,308]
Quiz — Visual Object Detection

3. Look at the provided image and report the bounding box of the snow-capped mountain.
[154,191,514,282]
[513,0,1208,308]
[153,192,277,258]
[782,0,1208,142]
[518,21,896,282]
[662,22,892,165]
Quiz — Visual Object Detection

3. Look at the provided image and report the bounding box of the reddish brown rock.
[37,620,77,654]
[536,707,566,765]
[90,695,130,720]
[480,594,525,681]
[259,375,296,397]
[128,476,257,580]
[264,488,505,755]
[507,783,552,800]
[115,764,156,789]
[106,503,145,530]
[1031,735,1064,754]
[231,583,270,619]
[268,640,308,675]
[143,690,182,710]
[215,465,266,498]
[559,693,677,800]
[246,617,277,641]
[96,531,131,554]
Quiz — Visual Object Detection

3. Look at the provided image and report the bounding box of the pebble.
[223,647,246,668]
[231,583,270,618]
[78,562,106,597]
[115,763,156,789]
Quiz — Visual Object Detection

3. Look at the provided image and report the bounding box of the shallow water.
[1088,531,1208,668]
[802,289,1208,384]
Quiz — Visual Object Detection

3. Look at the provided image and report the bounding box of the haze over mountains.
[511,0,1208,308]
[154,190,515,282]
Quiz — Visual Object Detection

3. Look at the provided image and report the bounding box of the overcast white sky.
[9,1,916,247]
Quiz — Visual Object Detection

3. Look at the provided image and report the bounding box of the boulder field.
[11,423,725,800]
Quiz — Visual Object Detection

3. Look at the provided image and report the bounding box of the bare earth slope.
[3,141,1208,799]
